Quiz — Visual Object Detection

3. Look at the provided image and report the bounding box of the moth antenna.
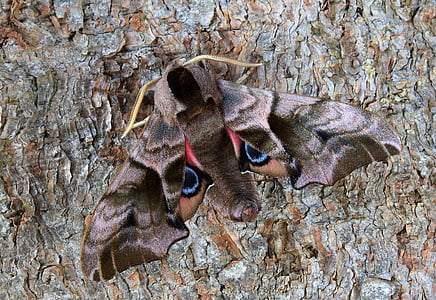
[131,115,151,130]
[183,55,263,68]
[122,77,161,138]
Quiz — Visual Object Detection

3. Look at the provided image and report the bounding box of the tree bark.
[0,0,434,299]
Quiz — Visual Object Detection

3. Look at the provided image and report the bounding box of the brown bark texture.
[0,0,434,299]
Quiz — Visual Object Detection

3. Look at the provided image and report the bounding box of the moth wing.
[219,80,401,189]
[81,113,190,281]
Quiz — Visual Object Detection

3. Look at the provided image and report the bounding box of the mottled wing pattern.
[81,113,189,281]
[219,80,401,189]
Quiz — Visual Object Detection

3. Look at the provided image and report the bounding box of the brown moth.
[81,56,401,281]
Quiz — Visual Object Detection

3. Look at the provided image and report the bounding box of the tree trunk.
[0,0,434,299]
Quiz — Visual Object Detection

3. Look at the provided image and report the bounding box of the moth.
[81,56,401,281]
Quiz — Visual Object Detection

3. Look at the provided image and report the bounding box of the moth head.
[154,63,222,124]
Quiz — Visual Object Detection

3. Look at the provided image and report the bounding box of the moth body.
[81,59,401,281]
[159,65,262,222]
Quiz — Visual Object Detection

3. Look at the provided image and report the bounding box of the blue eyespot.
[244,143,270,165]
[182,166,200,197]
